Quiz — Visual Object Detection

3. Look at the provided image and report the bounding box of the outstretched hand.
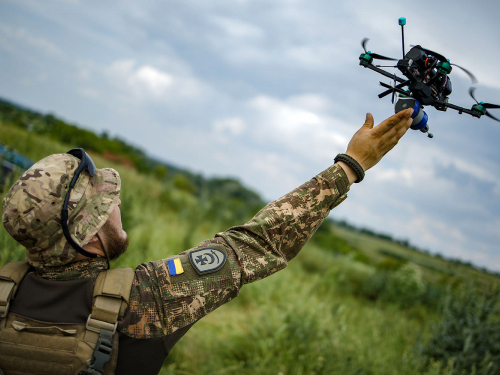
[337,109,414,185]
[347,109,413,171]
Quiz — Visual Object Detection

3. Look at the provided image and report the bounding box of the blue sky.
[1,0,500,270]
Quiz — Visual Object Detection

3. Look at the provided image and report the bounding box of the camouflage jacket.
[36,163,349,339]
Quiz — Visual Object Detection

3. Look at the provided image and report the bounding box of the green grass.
[331,225,500,288]
[160,246,437,375]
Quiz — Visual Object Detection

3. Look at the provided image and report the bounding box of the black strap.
[334,154,365,183]
[79,329,114,375]
[61,208,97,258]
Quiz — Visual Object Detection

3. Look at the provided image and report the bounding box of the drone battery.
[394,97,428,131]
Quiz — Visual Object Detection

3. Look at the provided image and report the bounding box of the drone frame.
[358,17,489,121]
[358,59,482,119]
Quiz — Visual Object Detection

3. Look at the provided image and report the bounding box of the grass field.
[1,120,499,374]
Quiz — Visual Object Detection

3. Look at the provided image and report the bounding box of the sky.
[1,0,500,271]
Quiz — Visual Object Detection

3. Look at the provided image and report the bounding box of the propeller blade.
[379,82,392,90]
[370,53,397,61]
[391,74,397,104]
[360,38,397,60]
[378,80,410,98]
[482,103,500,109]
[469,87,500,109]
[450,63,478,84]
[379,88,394,99]
[469,87,479,104]
[419,46,447,62]
[394,80,410,90]
[378,82,410,98]
[485,110,500,122]
[361,38,369,53]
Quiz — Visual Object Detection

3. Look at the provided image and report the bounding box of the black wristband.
[334,154,365,183]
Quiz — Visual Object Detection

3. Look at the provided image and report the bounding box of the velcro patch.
[189,248,226,275]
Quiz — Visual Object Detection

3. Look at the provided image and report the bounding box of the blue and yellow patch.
[167,257,184,276]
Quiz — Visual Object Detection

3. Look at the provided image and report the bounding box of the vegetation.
[1,102,499,374]
[421,286,500,374]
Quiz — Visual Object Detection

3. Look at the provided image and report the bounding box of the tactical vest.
[0,261,134,375]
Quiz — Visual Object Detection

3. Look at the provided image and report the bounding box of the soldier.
[0,110,413,374]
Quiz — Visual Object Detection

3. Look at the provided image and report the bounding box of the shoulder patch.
[189,247,227,275]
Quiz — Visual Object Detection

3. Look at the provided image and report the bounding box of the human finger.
[381,110,414,141]
[372,109,413,137]
[362,113,374,129]
[398,116,414,138]
[380,123,409,156]
[375,115,413,156]
[384,116,413,151]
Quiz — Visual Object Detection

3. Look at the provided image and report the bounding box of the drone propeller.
[379,81,410,102]
[450,63,478,84]
[361,38,397,61]
[391,78,396,104]
[469,87,500,121]
[378,79,410,100]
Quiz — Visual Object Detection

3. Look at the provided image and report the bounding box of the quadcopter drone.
[359,17,499,138]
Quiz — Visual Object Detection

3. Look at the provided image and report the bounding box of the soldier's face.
[101,198,129,260]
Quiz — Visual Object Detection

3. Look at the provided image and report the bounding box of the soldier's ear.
[87,235,99,244]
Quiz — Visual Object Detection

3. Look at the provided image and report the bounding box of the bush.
[384,263,426,308]
[377,257,406,271]
[421,285,500,374]
[361,270,390,301]
[311,221,357,255]
[421,283,447,310]
[335,260,376,296]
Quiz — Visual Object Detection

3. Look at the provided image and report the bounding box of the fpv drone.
[359,17,500,138]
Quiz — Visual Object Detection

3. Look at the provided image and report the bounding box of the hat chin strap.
[96,233,111,270]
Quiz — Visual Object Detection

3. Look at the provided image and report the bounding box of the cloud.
[104,59,209,103]
[246,94,351,160]
[0,22,66,60]
[213,117,246,135]
[2,0,500,271]
[78,87,100,100]
[210,16,264,39]
[129,65,174,96]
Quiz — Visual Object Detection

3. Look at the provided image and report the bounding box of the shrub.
[353,250,372,265]
[384,262,426,308]
[420,283,448,311]
[335,260,375,296]
[377,257,406,271]
[421,285,500,374]
[361,270,390,301]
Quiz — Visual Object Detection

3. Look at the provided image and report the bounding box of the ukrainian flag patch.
[167,257,184,276]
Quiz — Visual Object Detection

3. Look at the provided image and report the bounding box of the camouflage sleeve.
[217,163,349,284]
[119,164,349,338]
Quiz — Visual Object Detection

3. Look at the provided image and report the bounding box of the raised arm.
[119,109,414,339]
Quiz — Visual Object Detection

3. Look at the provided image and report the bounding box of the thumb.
[362,113,374,129]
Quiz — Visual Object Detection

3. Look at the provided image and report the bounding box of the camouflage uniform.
[2,154,349,345]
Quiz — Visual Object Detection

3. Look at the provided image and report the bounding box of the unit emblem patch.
[189,247,227,275]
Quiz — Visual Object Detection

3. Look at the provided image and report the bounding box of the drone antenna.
[399,17,406,58]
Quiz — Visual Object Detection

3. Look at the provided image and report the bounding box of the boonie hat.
[2,153,120,268]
